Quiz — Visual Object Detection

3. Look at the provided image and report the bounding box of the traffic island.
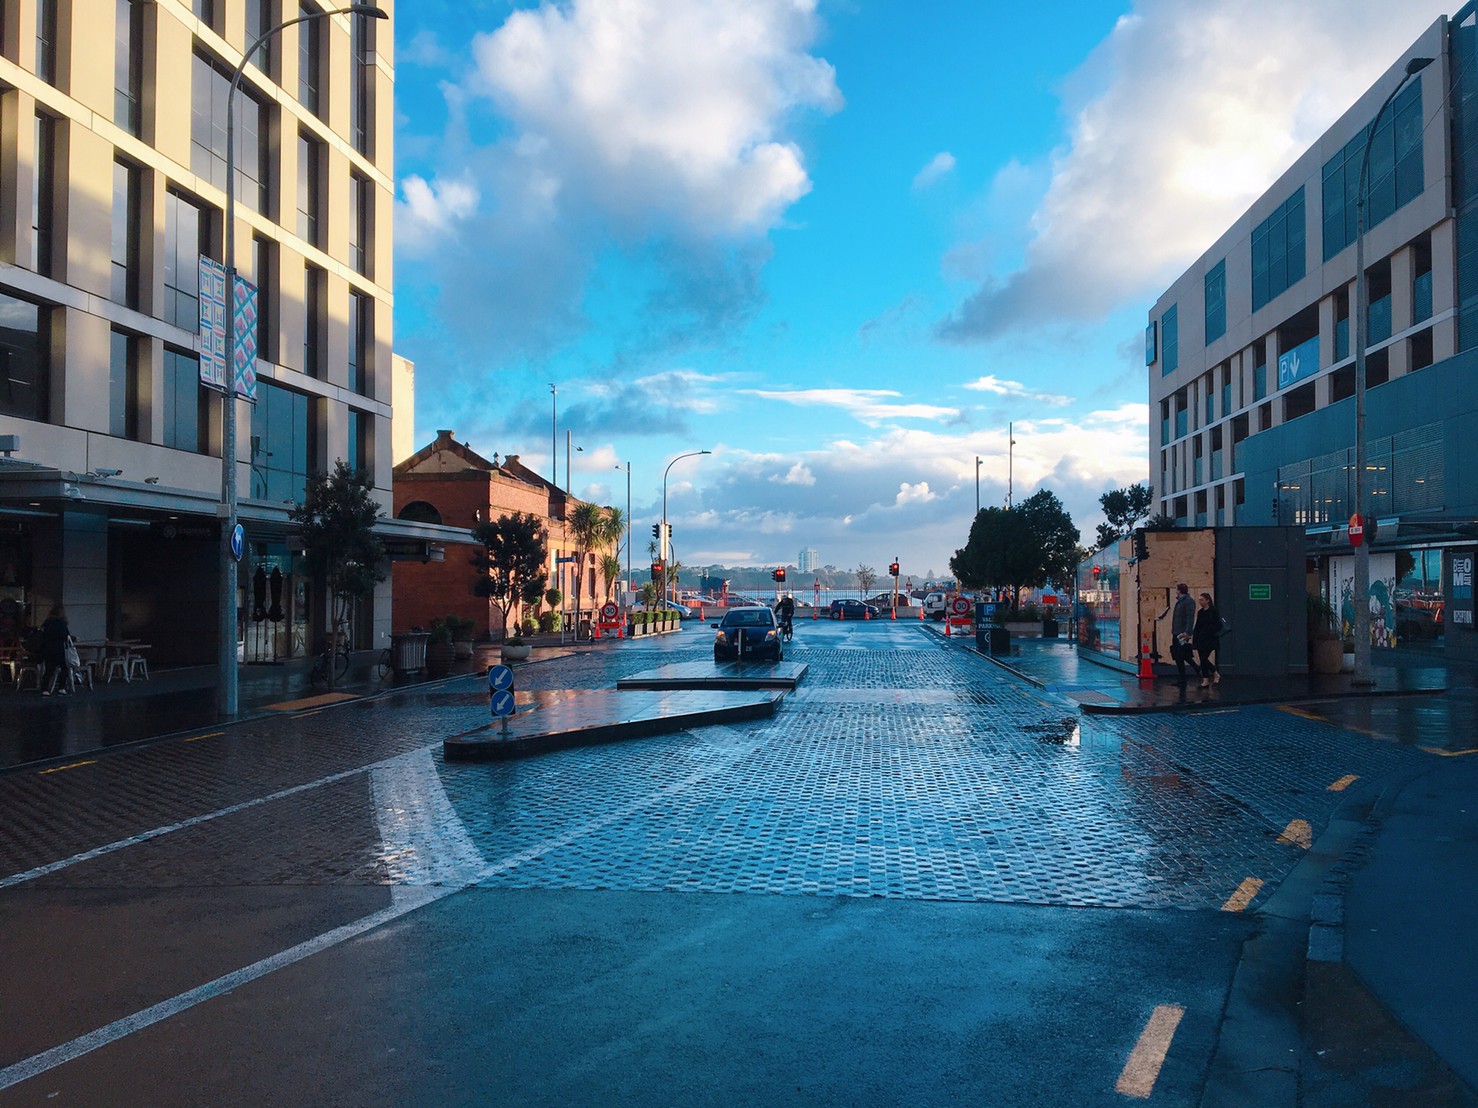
[443,688,785,761]
[616,660,808,691]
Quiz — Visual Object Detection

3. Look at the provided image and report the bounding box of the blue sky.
[391,0,1452,582]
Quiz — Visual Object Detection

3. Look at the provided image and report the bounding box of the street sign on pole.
[1349,513,1364,548]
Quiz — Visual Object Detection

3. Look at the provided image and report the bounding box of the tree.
[290,459,385,686]
[1095,483,1154,552]
[569,502,621,638]
[949,491,1080,612]
[855,564,877,596]
[470,512,548,640]
[600,554,622,598]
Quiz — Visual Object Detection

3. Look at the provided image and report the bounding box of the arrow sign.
[487,664,514,691]
[490,688,516,717]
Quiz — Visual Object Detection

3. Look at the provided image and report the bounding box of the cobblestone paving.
[0,624,1435,919]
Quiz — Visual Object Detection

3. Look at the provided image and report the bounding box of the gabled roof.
[394,430,502,475]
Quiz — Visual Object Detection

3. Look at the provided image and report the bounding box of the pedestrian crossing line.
[1277,820,1313,849]
[36,760,97,776]
[1221,877,1264,912]
[1327,774,1360,791]
[1115,1004,1185,1099]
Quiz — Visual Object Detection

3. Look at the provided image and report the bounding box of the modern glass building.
[0,1,434,667]
[1147,9,1478,660]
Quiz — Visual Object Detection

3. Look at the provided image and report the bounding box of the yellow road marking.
[38,760,97,775]
[183,731,224,743]
[1221,877,1263,912]
[1327,774,1359,792]
[1278,819,1312,849]
[1116,1004,1185,1099]
[1419,745,1478,758]
[1277,705,1325,721]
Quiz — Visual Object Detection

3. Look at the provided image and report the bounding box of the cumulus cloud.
[937,0,1453,341]
[742,388,958,426]
[912,151,956,191]
[773,462,817,486]
[396,174,480,254]
[962,374,1074,406]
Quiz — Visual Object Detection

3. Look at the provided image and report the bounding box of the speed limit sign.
[950,596,972,616]
[601,602,619,620]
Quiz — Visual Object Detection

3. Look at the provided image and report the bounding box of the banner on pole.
[198,256,229,391]
[232,275,258,401]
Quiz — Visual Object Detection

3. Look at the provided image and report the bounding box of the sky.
[391,0,1454,582]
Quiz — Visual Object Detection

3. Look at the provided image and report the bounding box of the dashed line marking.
[1327,774,1359,792]
[1277,820,1312,849]
[183,731,224,743]
[37,760,96,776]
[1115,1004,1185,1099]
[1221,877,1264,913]
[1277,705,1325,721]
[1419,745,1478,758]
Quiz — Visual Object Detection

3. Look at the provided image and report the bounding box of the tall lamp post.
[549,384,557,486]
[1352,55,1432,686]
[662,449,711,605]
[218,4,386,718]
[975,455,982,515]
[615,461,631,595]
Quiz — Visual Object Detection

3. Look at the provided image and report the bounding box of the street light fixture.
[218,4,387,718]
[1352,54,1432,686]
[662,450,711,605]
[975,455,982,516]
[615,461,631,596]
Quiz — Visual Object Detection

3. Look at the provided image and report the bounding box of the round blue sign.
[487,664,514,691]
[230,523,246,562]
[491,688,516,717]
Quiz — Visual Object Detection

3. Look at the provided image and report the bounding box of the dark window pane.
[0,291,50,421]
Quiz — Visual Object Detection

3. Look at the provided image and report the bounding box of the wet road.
[0,621,1446,1104]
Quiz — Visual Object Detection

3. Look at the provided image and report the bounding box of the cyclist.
[774,593,795,642]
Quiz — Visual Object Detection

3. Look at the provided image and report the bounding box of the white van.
[923,591,951,620]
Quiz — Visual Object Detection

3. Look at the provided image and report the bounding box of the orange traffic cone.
[917,603,924,621]
[1137,633,1154,682]
[865,604,871,620]
[890,604,896,620]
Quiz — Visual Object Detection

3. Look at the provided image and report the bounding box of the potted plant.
[449,615,477,660]
[1308,595,1343,675]
[425,617,456,677]
[500,626,532,662]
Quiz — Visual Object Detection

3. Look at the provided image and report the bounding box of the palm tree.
[600,553,622,599]
[568,502,605,639]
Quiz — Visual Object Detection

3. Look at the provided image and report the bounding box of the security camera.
[144,476,160,484]
[92,467,123,478]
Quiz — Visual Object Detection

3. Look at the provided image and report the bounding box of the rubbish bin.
[391,631,430,674]
[1041,617,1059,638]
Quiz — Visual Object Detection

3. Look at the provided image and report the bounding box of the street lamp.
[662,450,711,604]
[615,461,631,595]
[975,455,982,515]
[1007,422,1017,508]
[549,383,557,487]
[218,4,387,717]
[565,429,582,496]
[1352,54,1432,686]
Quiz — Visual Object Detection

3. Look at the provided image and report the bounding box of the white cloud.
[962,374,1074,406]
[468,0,842,236]
[912,151,956,191]
[396,173,480,254]
[938,0,1453,340]
[895,482,936,505]
[773,462,817,486]
[742,388,958,426]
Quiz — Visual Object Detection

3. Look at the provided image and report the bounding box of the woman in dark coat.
[1191,592,1221,688]
[40,605,71,695]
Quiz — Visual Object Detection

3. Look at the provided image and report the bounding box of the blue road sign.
[230,523,246,562]
[491,688,516,717]
[487,664,514,691]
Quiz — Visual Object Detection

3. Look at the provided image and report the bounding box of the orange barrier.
[1137,633,1154,681]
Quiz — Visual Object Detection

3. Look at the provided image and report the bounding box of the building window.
[348,173,370,276]
[114,0,143,134]
[32,113,56,276]
[111,160,141,309]
[1322,82,1423,261]
[1161,305,1178,375]
[109,330,141,440]
[350,10,374,155]
[347,291,371,395]
[163,347,207,453]
[36,0,57,84]
[250,381,315,502]
[193,0,216,30]
[1204,259,1226,345]
[245,0,272,55]
[346,408,370,475]
[251,235,276,362]
[0,290,50,421]
[297,131,322,245]
[299,3,323,118]
[303,264,324,377]
[1251,187,1306,312]
[192,54,268,212]
[164,190,208,331]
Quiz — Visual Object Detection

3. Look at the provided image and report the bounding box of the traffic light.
[889,561,900,577]
[1133,529,1149,562]
[652,524,661,541]
[651,561,664,580]
[772,567,786,583]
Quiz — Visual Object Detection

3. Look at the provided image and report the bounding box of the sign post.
[1348,513,1364,548]
[488,663,516,738]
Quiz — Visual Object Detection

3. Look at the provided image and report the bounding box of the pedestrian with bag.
[1192,591,1222,688]
[39,605,72,696]
[1167,583,1196,686]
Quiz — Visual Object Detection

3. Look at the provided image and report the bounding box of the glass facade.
[347,291,369,395]
[250,381,315,502]
[351,12,373,155]
[163,191,205,331]
[1162,305,1178,375]
[1204,259,1226,345]
[191,53,267,211]
[297,132,321,245]
[1322,83,1423,261]
[303,264,324,377]
[115,0,143,134]
[0,291,49,421]
[1252,188,1306,312]
[32,113,55,276]
[111,160,140,308]
[36,0,57,84]
[299,4,322,118]
[162,347,206,453]
[1455,8,1478,351]
[349,173,369,275]
[109,329,139,440]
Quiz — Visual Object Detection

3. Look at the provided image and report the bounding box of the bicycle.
[308,630,351,690]
[377,646,394,681]
[778,614,794,643]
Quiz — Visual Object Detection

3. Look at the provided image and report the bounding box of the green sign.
[1248,583,1272,601]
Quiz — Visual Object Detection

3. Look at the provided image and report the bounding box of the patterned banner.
[232,275,259,401]
[198,256,229,391]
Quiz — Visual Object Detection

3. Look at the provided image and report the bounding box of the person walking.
[39,605,72,696]
[1191,591,1222,688]
[1168,583,1196,686]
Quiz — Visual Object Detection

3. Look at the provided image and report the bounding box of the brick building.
[392,431,616,638]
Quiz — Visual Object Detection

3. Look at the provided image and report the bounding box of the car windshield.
[721,609,773,628]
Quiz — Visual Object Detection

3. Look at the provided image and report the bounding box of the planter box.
[500,643,532,662]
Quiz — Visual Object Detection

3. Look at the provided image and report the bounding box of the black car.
[713,606,783,662]
[829,599,880,620]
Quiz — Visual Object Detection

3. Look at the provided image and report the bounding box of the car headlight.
[764,629,777,640]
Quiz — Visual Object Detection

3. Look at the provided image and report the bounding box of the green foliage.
[289,460,386,668]
[519,615,538,636]
[950,490,1080,612]
[470,512,548,632]
[428,616,453,645]
[544,588,563,608]
[1096,483,1154,551]
[855,564,877,595]
[1307,594,1338,641]
[538,610,562,633]
[600,554,622,596]
[445,615,475,640]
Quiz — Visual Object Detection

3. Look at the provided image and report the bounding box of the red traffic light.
[651,561,664,580]
[889,562,900,577]
[772,567,787,582]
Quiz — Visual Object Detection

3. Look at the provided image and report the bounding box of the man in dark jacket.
[1169,583,1195,685]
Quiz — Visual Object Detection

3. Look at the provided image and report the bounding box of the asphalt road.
[0,620,1445,1105]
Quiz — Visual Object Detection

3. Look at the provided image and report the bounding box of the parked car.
[922,592,951,620]
[669,601,693,620]
[712,606,783,662]
[829,599,880,620]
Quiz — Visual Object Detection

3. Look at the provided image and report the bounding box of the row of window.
[1156,82,1426,374]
